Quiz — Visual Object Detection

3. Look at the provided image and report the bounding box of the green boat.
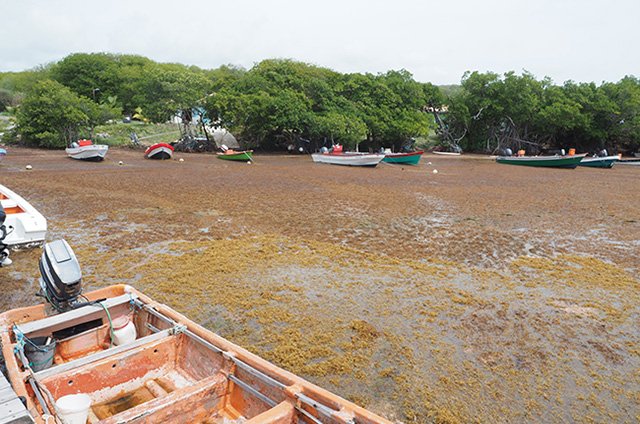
[577,155,619,168]
[382,150,424,165]
[216,150,253,162]
[496,153,587,169]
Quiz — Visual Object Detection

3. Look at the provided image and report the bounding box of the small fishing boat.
[496,153,587,169]
[312,152,386,167]
[0,239,391,424]
[618,158,640,166]
[382,150,424,165]
[216,149,253,162]
[66,139,109,161]
[0,147,6,162]
[432,151,461,156]
[578,155,620,168]
[0,184,47,249]
[312,149,385,167]
[144,142,174,160]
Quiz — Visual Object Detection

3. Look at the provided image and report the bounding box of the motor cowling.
[39,239,82,311]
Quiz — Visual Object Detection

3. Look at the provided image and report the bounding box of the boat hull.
[0,184,47,248]
[145,143,174,160]
[432,151,461,156]
[217,151,253,162]
[312,152,385,167]
[0,285,392,424]
[496,153,587,169]
[618,159,640,166]
[65,145,109,161]
[382,150,424,165]
[578,155,619,168]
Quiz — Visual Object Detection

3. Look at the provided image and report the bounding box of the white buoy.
[118,161,123,166]
[25,165,32,170]
[427,161,432,165]
[179,158,184,162]
[432,169,438,174]
[247,161,252,165]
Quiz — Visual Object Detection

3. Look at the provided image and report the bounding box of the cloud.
[1,0,638,84]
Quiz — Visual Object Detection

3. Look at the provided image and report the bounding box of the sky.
[1,0,638,85]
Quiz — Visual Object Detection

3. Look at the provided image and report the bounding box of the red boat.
[145,143,174,160]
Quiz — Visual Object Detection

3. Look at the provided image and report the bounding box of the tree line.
[1,53,638,153]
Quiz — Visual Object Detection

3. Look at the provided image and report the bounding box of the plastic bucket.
[56,394,92,424]
[24,337,56,372]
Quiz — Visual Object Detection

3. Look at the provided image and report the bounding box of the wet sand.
[1,147,639,423]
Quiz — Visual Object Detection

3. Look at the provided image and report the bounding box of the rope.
[98,301,115,348]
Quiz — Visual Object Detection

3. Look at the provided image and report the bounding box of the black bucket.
[24,337,56,372]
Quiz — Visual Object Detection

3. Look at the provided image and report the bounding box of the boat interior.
[1,286,383,424]
[0,192,26,215]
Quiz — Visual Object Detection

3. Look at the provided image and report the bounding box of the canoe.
[311,152,385,167]
[145,143,174,160]
[578,155,620,168]
[0,184,47,249]
[382,150,424,165]
[0,241,392,423]
[217,150,253,162]
[496,153,587,169]
[66,140,109,161]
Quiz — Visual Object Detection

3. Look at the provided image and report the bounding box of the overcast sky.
[1,0,638,85]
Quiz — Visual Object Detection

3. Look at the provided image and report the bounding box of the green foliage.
[5,53,639,153]
[15,79,118,148]
[49,53,212,121]
[445,71,640,153]
[205,60,434,150]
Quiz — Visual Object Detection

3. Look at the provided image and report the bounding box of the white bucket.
[55,394,91,424]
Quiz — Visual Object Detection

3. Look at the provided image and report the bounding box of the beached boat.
[496,153,587,169]
[0,147,6,162]
[217,150,253,162]
[0,239,391,424]
[578,155,620,168]
[312,152,385,167]
[0,184,47,249]
[66,140,109,161]
[145,143,174,160]
[617,158,640,166]
[432,151,461,156]
[382,150,424,165]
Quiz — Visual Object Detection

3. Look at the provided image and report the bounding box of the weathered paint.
[0,285,393,424]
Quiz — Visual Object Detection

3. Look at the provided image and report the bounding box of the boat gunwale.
[0,284,392,424]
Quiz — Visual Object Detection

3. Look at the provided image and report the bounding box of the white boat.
[0,184,47,248]
[618,158,640,166]
[432,151,462,156]
[311,152,385,167]
[66,140,108,161]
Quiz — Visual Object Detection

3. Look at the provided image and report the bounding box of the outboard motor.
[38,239,83,312]
[0,204,10,266]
